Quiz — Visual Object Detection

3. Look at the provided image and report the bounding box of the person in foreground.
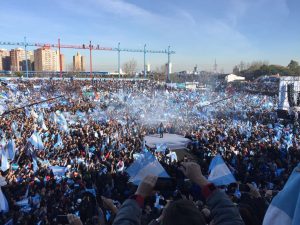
[113,162,245,225]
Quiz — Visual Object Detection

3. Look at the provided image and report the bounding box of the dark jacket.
[113,189,245,225]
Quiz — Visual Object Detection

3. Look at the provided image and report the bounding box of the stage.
[144,133,191,150]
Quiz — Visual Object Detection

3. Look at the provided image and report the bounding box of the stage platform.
[144,133,191,150]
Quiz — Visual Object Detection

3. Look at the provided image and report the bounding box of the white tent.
[225,74,245,83]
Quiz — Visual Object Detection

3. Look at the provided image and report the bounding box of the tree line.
[233,60,300,80]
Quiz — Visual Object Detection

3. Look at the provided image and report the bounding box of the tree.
[239,61,245,71]
[122,59,137,76]
[233,65,240,75]
[14,71,23,77]
[152,65,167,81]
[287,60,300,75]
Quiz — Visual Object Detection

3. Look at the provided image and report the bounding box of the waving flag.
[263,163,300,225]
[31,108,38,119]
[54,134,64,149]
[57,112,68,132]
[155,143,168,153]
[1,146,9,172]
[6,139,16,160]
[50,112,57,124]
[28,131,44,150]
[50,166,67,177]
[11,121,18,133]
[208,154,236,186]
[33,158,39,172]
[0,176,9,212]
[126,152,169,185]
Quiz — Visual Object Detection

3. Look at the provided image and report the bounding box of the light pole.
[144,44,146,78]
[167,45,171,82]
[24,37,29,78]
[118,42,121,79]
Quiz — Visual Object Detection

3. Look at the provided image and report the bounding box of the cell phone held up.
[239,184,250,192]
[154,177,177,192]
[56,215,69,224]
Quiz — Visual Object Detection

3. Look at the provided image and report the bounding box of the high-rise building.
[21,51,34,71]
[34,47,59,71]
[81,55,85,72]
[0,49,10,71]
[10,48,25,71]
[73,52,85,72]
[60,54,65,71]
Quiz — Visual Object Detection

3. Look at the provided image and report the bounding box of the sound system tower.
[287,83,295,107]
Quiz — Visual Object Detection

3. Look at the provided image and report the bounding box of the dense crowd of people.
[0,78,299,225]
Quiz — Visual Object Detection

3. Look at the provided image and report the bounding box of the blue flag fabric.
[7,139,16,160]
[54,134,64,149]
[28,131,44,150]
[57,112,68,132]
[33,158,38,172]
[155,143,167,153]
[1,146,9,172]
[126,152,169,185]
[0,176,9,212]
[263,163,300,225]
[50,166,67,177]
[208,154,236,186]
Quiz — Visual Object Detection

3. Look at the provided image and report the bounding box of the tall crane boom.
[0,39,175,81]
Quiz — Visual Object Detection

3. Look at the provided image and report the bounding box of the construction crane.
[0,38,175,80]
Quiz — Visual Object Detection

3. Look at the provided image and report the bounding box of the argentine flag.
[126,152,169,185]
[208,154,236,186]
[28,131,44,150]
[7,139,16,160]
[54,134,64,149]
[1,147,9,172]
[50,166,67,177]
[263,163,300,225]
[0,176,9,212]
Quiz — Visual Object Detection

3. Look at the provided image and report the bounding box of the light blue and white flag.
[263,163,300,225]
[126,152,169,185]
[54,134,64,149]
[1,146,9,172]
[33,158,38,172]
[28,131,44,150]
[11,121,18,133]
[7,139,16,160]
[208,154,236,186]
[50,112,57,124]
[155,143,168,153]
[24,107,31,118]
[0,177,9,212]
[50,166,66,177]
[57,112,68,132]
[36,132,44,150]
[15,198,29,207]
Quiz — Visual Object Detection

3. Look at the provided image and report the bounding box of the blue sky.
[0,0,300,72]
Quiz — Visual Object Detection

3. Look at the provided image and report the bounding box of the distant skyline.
[0,0,300,73]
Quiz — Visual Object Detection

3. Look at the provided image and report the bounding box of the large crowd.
[0,78,299,225]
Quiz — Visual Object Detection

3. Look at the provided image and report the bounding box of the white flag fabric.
[263,163,300,225]
[126,152,169,185]
[28,131,44,150]
[1,146,9,172]
[6,139,16,160]
[0,176,9,212]
[208,154,236,186]
[54,134,64,149]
